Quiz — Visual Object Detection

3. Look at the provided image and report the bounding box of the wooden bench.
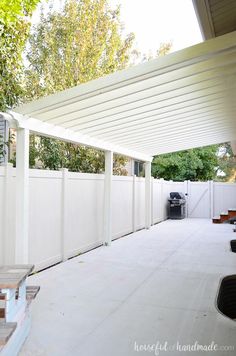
[0,265,39,355]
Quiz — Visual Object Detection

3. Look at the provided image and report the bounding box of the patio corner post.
[103,150,113,246]
[15,127,29,264]
[145,161,152,229]
[61,168,68,261]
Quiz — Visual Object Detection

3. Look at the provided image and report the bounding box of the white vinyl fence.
[0,165,235,271]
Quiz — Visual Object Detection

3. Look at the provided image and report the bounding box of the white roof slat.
[11,31,236,159]
[128,130,235,153]
[59,76,233,130]
[112,124,234,147]
[24,49,236,124]
[86,103,230,139]
[99,115,235,144]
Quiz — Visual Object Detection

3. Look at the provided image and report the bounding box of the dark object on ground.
[168,192,186,219]
[217,275,236,320]
[231,240,236,252]
[229,217,236,224]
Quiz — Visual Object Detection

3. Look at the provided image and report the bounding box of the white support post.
[132,175,136,232]
[61,168,68,261]
[3,163,14,264]
[103,151,113,246]
[160,178,164,221]
[145,161,152,229]
[15,128,29,264]
[151,176,154,226]
[209,180,214,218]
[184,180,189,218]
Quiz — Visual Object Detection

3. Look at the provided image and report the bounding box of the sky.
[109,0,203,54]
[32,0,203,56]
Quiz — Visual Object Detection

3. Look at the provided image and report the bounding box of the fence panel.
[65,172,104,258]
[112,176,133,239]
[29,170,62,271]
[187,181,210,218]
[152,179,163,223]
[135,177,146,230]
[0,165,236,271]
[213,183,236,216]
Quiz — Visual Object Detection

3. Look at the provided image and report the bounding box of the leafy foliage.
[26,135,128,174]
[152,145,219,181]
[18,0,132,174]
[216,143,236,182]
[0,0,39,24]
[24,0,134,100]
[0,0,40,112]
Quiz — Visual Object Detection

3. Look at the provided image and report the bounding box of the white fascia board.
[14,31,236,116]
[192,0,215,40]
[9,112,152,162]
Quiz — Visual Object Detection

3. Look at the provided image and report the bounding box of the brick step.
[0,322,17,346]
[220,212,229,222]
[212,216,221,223]
[212,209,236,224]
[228,209,236,219]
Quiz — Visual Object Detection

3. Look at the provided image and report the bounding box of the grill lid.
[169,192,185,200]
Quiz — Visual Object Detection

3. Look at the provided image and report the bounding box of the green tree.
[152,145,219,181]
[22,0,134,173]
[216,143,236,182]
[28,135,128,174]
[0,0,39,111]
[24,0,134,100]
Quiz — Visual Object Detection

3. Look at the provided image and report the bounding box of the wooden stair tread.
[212,216,221,223]
[0,322,17,346]
[0,265,34,289]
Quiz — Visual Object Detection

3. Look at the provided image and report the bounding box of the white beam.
[9,112,152,162]
[103,151,113,246]
[192,0,215,40]
[15,128,29,264]
[145,161,152,229]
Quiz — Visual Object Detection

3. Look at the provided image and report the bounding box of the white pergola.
[2,31,236,263]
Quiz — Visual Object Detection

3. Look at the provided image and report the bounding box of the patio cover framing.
[1,31,236,263]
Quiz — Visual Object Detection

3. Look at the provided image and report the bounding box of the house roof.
[13,31,236,161]
[193,0,236,40]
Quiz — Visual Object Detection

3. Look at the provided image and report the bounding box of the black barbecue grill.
[168,192,186,219]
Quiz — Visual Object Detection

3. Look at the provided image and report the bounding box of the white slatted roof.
[13,31,236,161]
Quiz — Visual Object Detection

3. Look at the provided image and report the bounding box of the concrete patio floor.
[20,219,236,356]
